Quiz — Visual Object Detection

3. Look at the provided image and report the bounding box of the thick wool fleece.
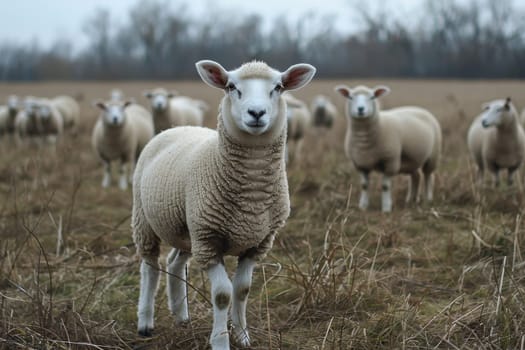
[468,104,525,173]
[52,96,80,130]
[92,104,154,163]
[133,97,290,268]
[345,104,441,176]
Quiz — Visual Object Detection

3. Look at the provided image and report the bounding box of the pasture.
[1,79,525,349]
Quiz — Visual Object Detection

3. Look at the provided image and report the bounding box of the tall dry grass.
[0,80,524,349]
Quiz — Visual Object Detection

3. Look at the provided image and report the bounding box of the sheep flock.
[2,60,525,349]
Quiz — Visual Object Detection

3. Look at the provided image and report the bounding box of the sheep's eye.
[227,84,241,98]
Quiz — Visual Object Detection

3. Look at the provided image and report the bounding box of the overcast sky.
[0,0,423,51]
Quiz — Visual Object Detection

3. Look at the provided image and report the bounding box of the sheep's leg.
[358,172,369,210]
[492,169,500,188]
[101,162,111,188]
[406,171,421,203]
[137,257,160,336]
[295,138,304,163]
[507,167,518,187]
[231,257,256,347]
[166,248,191,324]
[381,175,392,212]
[119,160,128,190]
[477,167,484,186]
[424,172,434,201]
[208,263,232,350]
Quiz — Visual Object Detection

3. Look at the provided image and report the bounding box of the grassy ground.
[0,80,525,349]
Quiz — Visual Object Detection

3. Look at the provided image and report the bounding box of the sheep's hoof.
[138,327,153,337]
[232,329,251,348]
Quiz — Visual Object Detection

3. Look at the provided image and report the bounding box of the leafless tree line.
[0,0,524,81]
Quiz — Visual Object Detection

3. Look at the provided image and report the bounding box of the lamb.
[50,95,80,132]
[311,94,337,128]
[132,59,315,349]
[335,84,442,212]
[91,100,154,190]
[467,98,525,187]
[0,95,20,137]
[143,88,205,133]
[282,92,311,163]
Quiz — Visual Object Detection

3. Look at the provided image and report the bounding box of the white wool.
[133,59,316,349]
[92,101,154,190]
[335,84,442,212]
[468,98,525,187]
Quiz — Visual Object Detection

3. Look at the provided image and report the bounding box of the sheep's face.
[335,85,390,119]
[480,98,513,128]
[95,101,132,127]
[7,95,18,115]
[196,60,316,136]
[144,90,175,112]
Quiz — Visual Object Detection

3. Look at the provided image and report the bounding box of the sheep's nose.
[112,116,118,123]
[481,119,489,128]
[248,109,266,119]
[357,106,365,114]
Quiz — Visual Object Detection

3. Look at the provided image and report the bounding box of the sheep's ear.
[143,91,153,99]
[281,64,316,91]
[504,97,511,110]
[94,101,107,111]
[334,85,352,99]
[195,60,229,89]
[167,90,179,98]
[481,102,490,111]
[123,100,133,109]
[373,86,390,99]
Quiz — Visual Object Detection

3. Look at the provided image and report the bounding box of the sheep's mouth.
[246,120,266,128]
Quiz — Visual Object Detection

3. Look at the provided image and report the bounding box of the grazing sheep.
[143,88,204,133]
[36,100,64,146]
[467,98,525,187]
[282,92,311,163]
[335,84,442,212]
[311,94,337,128]
[50,95,80,132]
[92,101,154,190]
[132,60,315,349]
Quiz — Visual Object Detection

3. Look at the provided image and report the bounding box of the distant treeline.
[1,0,524,81]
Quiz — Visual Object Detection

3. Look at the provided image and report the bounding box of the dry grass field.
[1,79,525,349]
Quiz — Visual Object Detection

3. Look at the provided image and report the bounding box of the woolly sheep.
[36,100,64,146]
[311,94,337,128]
[335,84,442,212]
[92,100,154,190]
[282,92,311,163]
[467,98,525,186]
[132,60,316,349]
[143,88,204,133]
[14,97,42,145]
[50,95,80,132]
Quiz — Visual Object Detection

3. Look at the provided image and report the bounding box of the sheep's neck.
[497,116,519,135]
[216,118,286,205]
[350,116,380,149]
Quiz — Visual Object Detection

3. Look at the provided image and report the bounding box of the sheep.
[311,94,337,128]
[91,100,154,190]
[282,92,311,163]
[132,59,316,349]
[14,97,42,145]
[36,100,64,146]
[143,88,204,133]
[335,84,442,212]
[467,98,525,187]
[50,95,80,132]
[0,95,20,138]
